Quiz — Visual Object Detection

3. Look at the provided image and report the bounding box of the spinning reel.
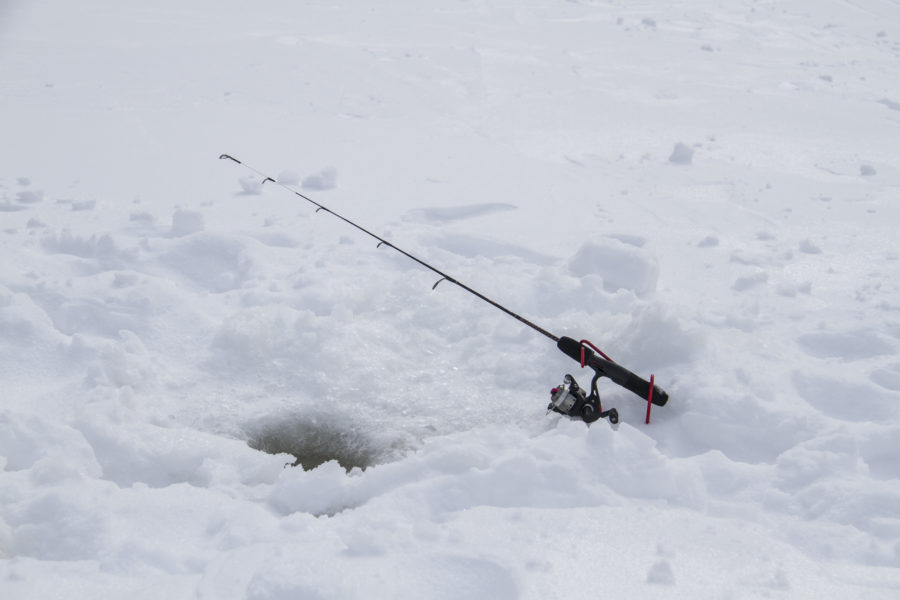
[548,372,619,424]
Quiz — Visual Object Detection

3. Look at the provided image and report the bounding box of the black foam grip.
[557,337,669,406]
[557,335,586,363]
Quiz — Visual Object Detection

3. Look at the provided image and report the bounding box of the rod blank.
[219,153,559,343]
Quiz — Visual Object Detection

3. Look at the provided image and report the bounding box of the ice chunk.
[668,142,694,165]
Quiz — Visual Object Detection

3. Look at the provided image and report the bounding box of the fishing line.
[219,153,669,423]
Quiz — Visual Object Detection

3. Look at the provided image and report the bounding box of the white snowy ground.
[2,0,900,597]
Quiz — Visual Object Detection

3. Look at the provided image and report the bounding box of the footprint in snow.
[16,190,44,204]
[407,202,516,224]
[646,559,675,585]
[796,330,892,360]
[793,372,897,422]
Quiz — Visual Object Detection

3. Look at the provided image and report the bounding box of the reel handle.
[557,336,669,407]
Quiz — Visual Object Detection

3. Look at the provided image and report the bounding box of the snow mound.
[170,209,205,237]
[161,233,253,292]
[568,240,658,297]
[302,167,338,191]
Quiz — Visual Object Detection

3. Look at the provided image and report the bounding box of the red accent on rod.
[645,374,655,425]
[579,339,614,363]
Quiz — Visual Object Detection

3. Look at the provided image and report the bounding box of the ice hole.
[246,413,395,471]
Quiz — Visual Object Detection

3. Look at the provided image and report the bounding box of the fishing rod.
[219,153,669,424]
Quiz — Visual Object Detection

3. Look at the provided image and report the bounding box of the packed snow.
[2,0,900,598]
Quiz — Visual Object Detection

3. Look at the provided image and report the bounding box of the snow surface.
[2,0,900,597]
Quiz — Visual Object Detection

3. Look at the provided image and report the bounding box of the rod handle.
[557,336,669,407]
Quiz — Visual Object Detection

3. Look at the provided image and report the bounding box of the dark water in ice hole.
[246,415,388,471]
